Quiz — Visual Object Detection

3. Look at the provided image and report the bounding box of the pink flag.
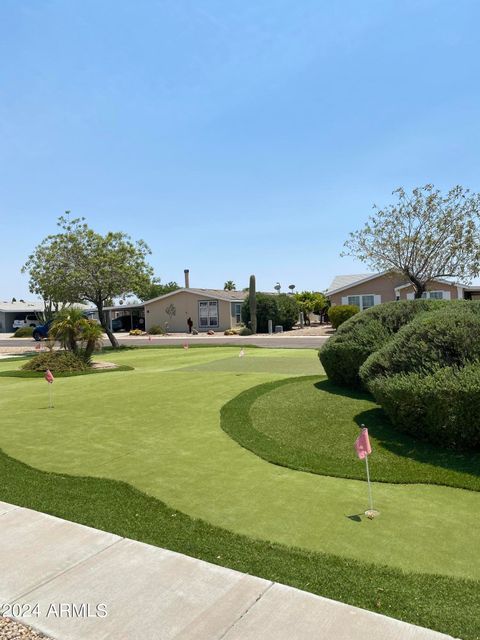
[183,342,189,350]
[239,348,245,358]
[355,427,371,459]
[44,369,54,384]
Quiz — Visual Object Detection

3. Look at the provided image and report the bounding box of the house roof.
[326,273,382,295]
[0,301,44,313]
[144,288,248,306]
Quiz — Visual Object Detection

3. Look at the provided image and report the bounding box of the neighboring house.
[144,288,247,333]
[0,301,44,333]
[326,271,480,310]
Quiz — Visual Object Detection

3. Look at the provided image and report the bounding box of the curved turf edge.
[0,447,477,640]
[220,376,480,491]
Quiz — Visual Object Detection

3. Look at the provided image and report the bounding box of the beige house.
[326,271,479,310]
[144,288,247,333]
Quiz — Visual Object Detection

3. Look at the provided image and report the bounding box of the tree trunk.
[96,301,119,348]
[410,277,426,299]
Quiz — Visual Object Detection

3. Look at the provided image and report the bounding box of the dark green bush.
[276,294,300,331]
[12,326,34,337]
[239,327,253,336]
[242,294,299,332]
[319,300,449,388]
[360,306,480,386]
[23,351,88,373]
[328,304,359,329]
[369,365,480,449]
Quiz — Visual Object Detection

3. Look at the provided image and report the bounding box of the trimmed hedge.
[319,300,448,388]
[360,306,480,386]
[328,304,359,329]
[22,351,88,373]
[369,365,480,449]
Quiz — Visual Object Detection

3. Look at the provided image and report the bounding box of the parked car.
[111,316,131,332]
[13,314,41,330]
[32,319,53,341]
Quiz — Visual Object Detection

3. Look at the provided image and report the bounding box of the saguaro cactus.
[249,274,257,334]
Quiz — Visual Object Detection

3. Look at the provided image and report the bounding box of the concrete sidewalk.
[0,502,455,640]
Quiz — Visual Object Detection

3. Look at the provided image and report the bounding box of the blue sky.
[1,0,480,299]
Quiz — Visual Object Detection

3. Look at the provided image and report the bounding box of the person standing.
[187,317,193,334]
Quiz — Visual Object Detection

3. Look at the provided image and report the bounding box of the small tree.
[224,281,236,291]
[288,284,295,294]
[138,279,179,301]
[294,291,328,325]
[342,185,480,298]
[23,215,153,347]
[274,282,281,294]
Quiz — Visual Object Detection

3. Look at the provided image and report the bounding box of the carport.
[103,303,146,332]
[0,301,44,333]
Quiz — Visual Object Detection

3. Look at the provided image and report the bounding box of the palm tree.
[80,320,105,362]
[288,284,296,294]
[274,282,281,294]
[49,307,86,353]
[224,281,236,291]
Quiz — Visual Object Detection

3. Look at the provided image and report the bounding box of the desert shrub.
[22,351,88,373]
[369,364,480,449]
[148,325,165,335]
[319,299,449,388]
[224,329,239,335]
[12,326,34,337]
[276,294,300,331]
[239,327,253,336]
[129,329,144,336]
[360,306,480,386]
[328,305,359,329]
[242,293,278,333]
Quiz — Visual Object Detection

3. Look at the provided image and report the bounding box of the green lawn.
[222,376,480,490]
[0,346,479,638]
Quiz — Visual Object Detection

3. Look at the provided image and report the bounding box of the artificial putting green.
[0,347,479,585]
[222,376,480,490]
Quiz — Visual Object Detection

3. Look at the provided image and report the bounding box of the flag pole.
[364,454,373,511]
[48,383,53,409]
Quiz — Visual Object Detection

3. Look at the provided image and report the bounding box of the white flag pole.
[48,383,53,409]
[364,454,373,511]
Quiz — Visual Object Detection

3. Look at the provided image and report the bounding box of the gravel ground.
[0,617,52,639]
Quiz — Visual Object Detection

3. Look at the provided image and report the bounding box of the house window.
[428,291,444,300]
[347,294,378,310]
[231,302,242,325]
[409,291,445,300]
[199,300,219,328]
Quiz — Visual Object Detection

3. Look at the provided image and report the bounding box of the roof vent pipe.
[184,269,190,288]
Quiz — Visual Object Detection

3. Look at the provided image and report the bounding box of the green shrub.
[276,294,300,331]
[319,300,449,388]
[239,327,253,336]
[148,325,165,335]
[12,326,34,337]
[22,351,88,373]
[328,304,360,329]
[242,294,278,333]
[369,365,480,449]
[360,306,480,386]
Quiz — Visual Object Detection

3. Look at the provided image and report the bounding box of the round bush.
[22,351,88,373]
[360,305,480,386]
[12,326,34,337]
[319,299,448,388]
[328,304,359,329]
[369,365,480,449]
[148,325,165,335]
